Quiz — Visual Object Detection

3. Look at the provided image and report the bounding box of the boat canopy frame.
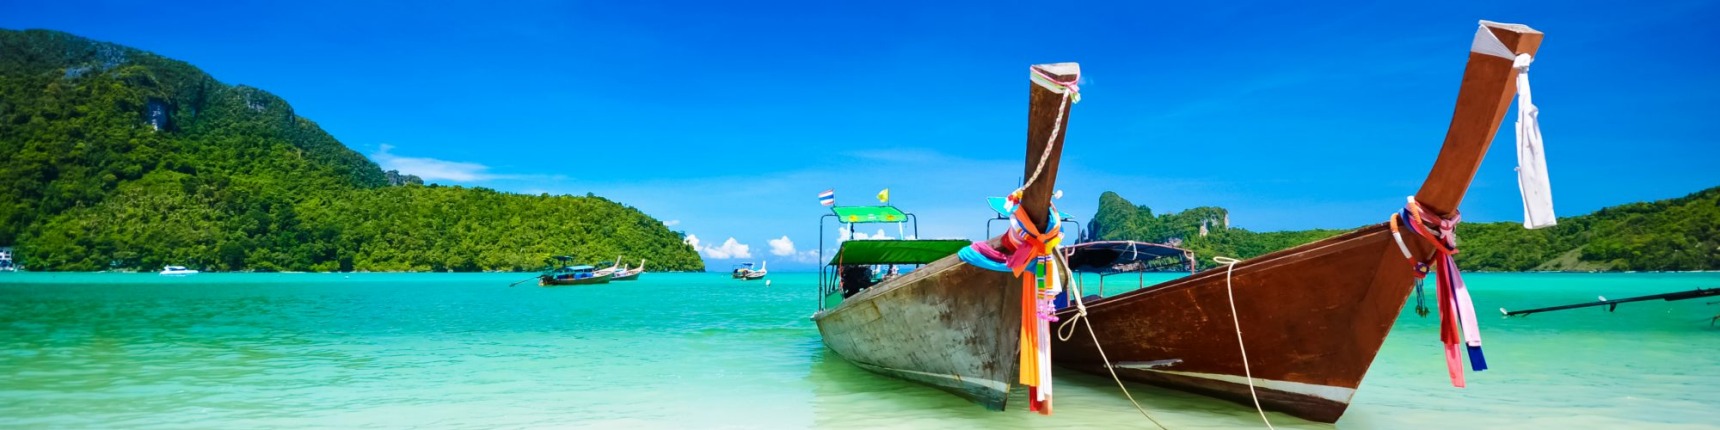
[817,205,922,310]
[1060,240,1197,297]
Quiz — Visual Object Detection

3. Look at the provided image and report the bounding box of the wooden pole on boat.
[1414,22,1543,216]
[1020,62,1079,227]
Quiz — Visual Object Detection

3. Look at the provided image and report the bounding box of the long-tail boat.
[1051,21,1545,423]
[539,265,611,286]
[611,259,645,281]
[812,62,1080,410]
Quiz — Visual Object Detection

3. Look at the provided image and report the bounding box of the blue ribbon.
[958,246,1011,273]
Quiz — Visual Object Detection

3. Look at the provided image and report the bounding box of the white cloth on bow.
[1473,22,1557,229]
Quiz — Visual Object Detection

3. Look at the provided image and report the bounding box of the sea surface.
[1,272,1716,429]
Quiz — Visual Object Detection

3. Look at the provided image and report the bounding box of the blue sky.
[5,0,1717,270]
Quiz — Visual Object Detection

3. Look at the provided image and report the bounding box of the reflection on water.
[1,272,1716,428]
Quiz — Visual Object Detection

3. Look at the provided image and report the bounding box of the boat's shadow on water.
[798,339,1331,429]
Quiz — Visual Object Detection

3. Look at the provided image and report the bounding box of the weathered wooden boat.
[812,62,1079,410]
[539,256,613,286]
[1051,21,1545,423]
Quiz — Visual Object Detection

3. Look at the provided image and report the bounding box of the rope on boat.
[1215,256,1275,429]
[953,65,1084,416]
[1014,66,1078,198]
[1053,250,1170,430]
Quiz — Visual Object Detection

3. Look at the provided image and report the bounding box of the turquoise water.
[1,272,1716,429]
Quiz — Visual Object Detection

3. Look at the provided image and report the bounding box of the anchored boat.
[159,265,199,275]
[611,259,646,281]
[596,256,645,281]
[1051,21,1547,423]
[732,262,767,280]
[812,62,1079,411]
[539,256,612,286]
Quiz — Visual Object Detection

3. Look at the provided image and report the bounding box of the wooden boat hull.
[611,271,641,281]
[539,275,612,286]
[812,255,1023,409]
[1052,224,1415,423]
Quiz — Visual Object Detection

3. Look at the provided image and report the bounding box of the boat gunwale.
[1063,223,1395,313]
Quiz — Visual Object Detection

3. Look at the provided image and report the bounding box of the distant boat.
[0,247,16,272]
[732,262,767,280]
[611,259,645,281]
[593,256,624,277]
[159,265,199,275]
[538,265,610,286]
[538,255,612,286]
[1051,22,1548,423]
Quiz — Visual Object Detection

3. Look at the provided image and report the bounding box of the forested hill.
[0,29,703,272]
[1089,187,1720,272]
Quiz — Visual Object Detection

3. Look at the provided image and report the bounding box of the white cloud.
[767,236,822,263]
[837,227,893,241]
[768,236,796,256]
[683,234,701,249]
[371,144,494,182]
[702,237,752,259]
[663,220,681,227]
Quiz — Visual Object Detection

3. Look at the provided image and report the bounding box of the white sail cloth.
[1472,22,1557,229]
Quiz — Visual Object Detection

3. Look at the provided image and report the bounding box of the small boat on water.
[1051,21,1549,423]
[539,256,611,286]
[159,265,199,275]
[611,259,646,281]
[732,262,767,280]
[812,62,1079,411]
[539,265,610,286]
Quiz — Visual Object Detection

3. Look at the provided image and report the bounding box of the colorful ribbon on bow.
[1395,196,1487,388]
[955,190,1065,414]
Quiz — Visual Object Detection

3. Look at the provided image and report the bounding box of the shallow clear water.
[1,272,1716,429]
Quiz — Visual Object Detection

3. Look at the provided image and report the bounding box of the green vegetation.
[0,29,702,272]
[1089,187,1720,272]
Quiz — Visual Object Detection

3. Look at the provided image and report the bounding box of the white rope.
[1390,212,1413,259]
[1214,256,1274,429]
[1014,91,1070,197]
[1052,250,1170,430]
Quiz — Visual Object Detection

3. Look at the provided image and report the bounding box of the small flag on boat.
[877,188,889,204]
[818,189,835,206]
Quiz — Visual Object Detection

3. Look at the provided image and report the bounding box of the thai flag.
[818,189,835,206]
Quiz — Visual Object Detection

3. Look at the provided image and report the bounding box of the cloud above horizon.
[768,235,820,263]
[701,237,752,259]
[371,144,495,182]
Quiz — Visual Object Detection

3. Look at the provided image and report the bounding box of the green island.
[0,29,703,272]
[1090,187,1720,272]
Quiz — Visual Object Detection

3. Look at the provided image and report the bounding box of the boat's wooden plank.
[1416,23,1544,216]
[1020,62,1079,228]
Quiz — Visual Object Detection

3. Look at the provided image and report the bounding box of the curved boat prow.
[1052,21,1544,423]
[812,62,1079,410]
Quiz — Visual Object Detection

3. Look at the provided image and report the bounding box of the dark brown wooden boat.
[812,62,1079,410]
[1051,21,1544,423]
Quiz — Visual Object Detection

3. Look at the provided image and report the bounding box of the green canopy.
[830,239,971,265]
[831,206,909,224]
